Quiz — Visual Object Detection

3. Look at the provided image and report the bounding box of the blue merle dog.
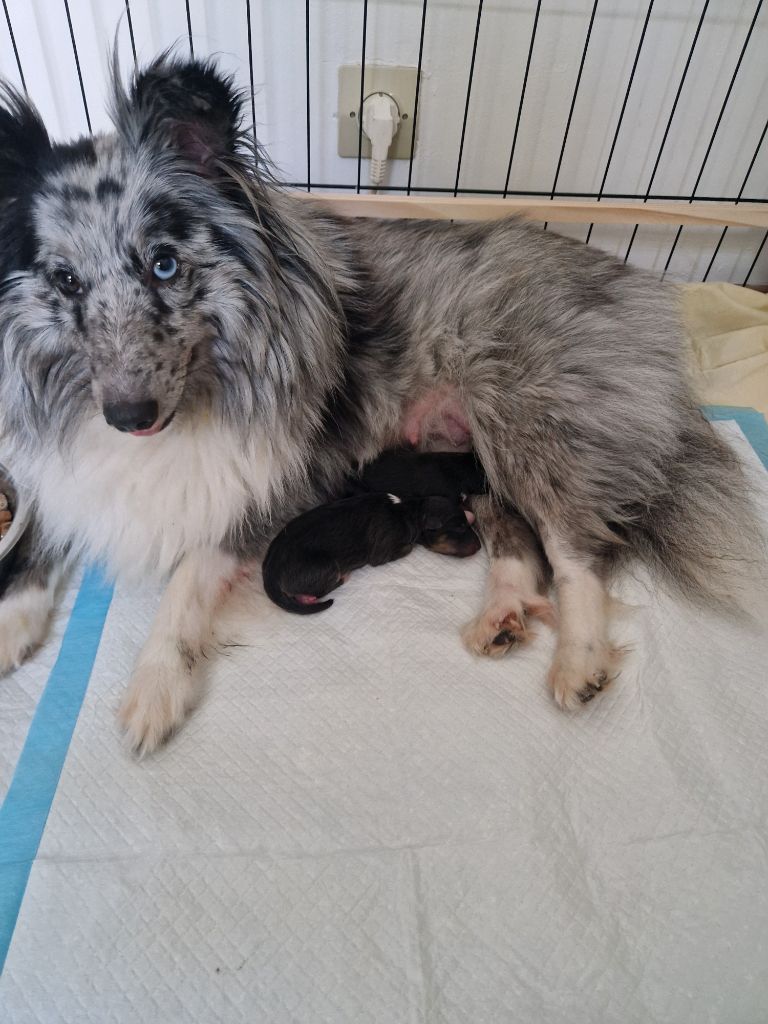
[0,54,762,754]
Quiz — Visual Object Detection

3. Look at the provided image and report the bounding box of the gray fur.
[0,54,763,672]
[469,495,550,593]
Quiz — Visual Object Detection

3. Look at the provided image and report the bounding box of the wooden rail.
[293,192,768,229]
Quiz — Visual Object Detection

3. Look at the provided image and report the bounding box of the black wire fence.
[2,1,766,284]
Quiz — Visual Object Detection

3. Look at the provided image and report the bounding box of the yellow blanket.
[683,282,768,417]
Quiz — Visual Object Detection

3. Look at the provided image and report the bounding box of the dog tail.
[620,408,767,615]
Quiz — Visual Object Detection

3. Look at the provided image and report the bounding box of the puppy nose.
[102,399,159,433]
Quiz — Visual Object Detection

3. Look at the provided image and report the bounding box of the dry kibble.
[0,495,12,539]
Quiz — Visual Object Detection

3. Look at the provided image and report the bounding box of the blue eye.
[152,255,178,281]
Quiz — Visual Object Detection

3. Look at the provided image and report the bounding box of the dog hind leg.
[462,496,555,657]
[540,530,623,709]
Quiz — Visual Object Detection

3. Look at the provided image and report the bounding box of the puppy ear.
[111,52,243,173]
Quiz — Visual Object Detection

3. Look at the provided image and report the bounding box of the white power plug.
[361,92,401,190]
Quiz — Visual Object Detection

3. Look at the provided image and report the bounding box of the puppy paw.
[548,643,624,710]
[462,594,556,658]
[0,586,54,675]
[118,660,195,757]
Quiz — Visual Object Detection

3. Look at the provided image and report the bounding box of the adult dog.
[0,55,759,754]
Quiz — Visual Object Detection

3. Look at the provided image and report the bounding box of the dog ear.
[112,53,243,173]
[0,85,52,272]
[0,85,51,198]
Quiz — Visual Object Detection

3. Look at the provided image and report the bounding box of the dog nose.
[102,399,159,433]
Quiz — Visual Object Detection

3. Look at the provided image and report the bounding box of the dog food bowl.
[0,462,30,562]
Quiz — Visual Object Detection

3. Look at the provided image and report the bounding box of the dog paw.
[548,643,623,710]
[0,586,54,675]
[462,594,556,658]
[118,661,195,756]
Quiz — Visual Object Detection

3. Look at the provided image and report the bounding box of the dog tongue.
[295,594,318,605]
[130,422,164,437]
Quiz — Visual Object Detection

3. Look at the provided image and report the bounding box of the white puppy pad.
[1,420,767,1023]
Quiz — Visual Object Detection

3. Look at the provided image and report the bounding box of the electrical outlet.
[338,65,418,160]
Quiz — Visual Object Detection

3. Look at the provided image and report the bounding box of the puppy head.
[418,496,481,558]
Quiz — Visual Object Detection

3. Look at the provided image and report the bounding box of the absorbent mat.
[1,412,767,1024]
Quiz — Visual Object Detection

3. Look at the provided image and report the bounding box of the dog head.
[0,55,333,443]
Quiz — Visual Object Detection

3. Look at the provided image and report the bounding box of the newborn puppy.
[419,496,481,558]
[263,492,479,615]
[351,450,487,499]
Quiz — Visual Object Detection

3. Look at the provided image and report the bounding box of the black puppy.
[351,449,487,499]
[263,493,479,615]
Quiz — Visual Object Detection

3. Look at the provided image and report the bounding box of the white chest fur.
[24,415,280,580]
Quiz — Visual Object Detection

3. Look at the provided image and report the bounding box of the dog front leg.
[0,506,65,674]
[119,547,241,755]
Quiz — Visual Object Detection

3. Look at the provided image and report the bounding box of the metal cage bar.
[305,0,311,192]
[744,231,768,286]
[453,0,484,197]
[245,0,257,151]
[703,115,768,281]
[624,0,711,263]
[1,0,765,283]
[584,0,655,245]
[662,0,764,279]
[502,0,542,199]
[406,0,428,196]
[355,0,369,194]
[185,0,194,59]
[2,0,26,92]
[543,0,599,230]
[286,184,768,203]
[549,0,599,199]
[123,0,137,70]
[63,0,91,134]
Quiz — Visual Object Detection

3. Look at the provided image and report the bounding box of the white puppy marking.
[463,553,556,657]
[543,533,621,709]
[118,547,241,756]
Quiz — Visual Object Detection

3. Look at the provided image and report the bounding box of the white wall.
[1,0,766,283]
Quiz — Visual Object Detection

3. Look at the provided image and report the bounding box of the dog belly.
[401,385,472,452]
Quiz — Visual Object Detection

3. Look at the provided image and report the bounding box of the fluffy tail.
[620,409,767,614]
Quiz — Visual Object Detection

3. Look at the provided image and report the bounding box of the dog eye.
[52,269,83,297]
[152,255,178,282]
